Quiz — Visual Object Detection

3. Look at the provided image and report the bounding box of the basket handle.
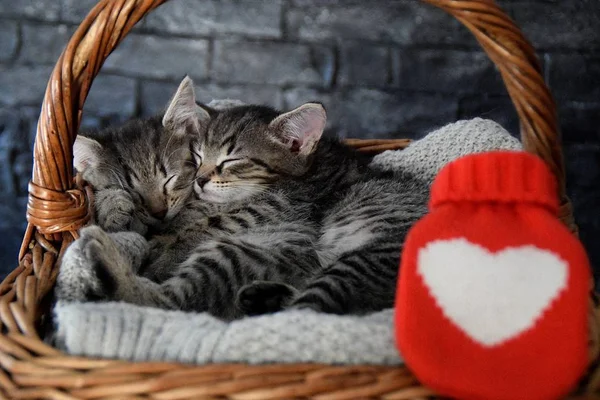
[24,0,169,251]
[24,0,575,250]
[423,0,572,231]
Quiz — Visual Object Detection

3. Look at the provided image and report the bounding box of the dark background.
[0,1,598,281]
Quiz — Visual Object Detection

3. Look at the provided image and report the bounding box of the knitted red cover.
[395,151,590,400]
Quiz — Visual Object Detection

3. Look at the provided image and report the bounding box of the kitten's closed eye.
[220,158,243,166]
[191,150,203,167]
[217,158,245,171]
[163,175,176,190]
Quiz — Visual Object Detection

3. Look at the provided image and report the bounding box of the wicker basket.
[0,0,598,398]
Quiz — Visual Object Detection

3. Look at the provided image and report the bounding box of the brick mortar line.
[6,34,600,58]
[280,0,290,40]
[1,14,598,55]
[9,20,21,64]
[206,38,214,81]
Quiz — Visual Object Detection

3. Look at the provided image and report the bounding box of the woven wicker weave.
[0,0,597,398]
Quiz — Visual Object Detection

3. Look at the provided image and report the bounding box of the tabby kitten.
[56,77,429,320]
[73,77,200,235]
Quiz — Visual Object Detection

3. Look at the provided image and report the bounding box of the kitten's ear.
[162,76,210,133]
[269,103,326,156]
[73,135,102,171]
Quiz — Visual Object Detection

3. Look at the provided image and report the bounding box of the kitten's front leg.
[56,226,145,301]
[95,188,146,235]
[56,226,175,309]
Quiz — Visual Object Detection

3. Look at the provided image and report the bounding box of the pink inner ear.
[294,108,325,150]
[271,104,326,153]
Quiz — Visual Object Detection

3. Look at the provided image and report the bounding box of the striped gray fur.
[56,76,429,320]
[72,77,202,235]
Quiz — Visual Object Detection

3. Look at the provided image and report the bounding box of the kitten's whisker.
[183,179,199,189]
[161,129,180,163]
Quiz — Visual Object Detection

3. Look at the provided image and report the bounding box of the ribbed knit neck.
[430,151,559,214]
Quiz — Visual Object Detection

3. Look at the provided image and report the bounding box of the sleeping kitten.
[74,77,200,234]
[56,77,429,320]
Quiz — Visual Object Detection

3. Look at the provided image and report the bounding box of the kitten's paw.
[94,189,138,233]
[236,281,298,316]
[55,226,109,302]
[55,226,132,302]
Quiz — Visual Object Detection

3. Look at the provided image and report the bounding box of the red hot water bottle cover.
[395,151,590,400]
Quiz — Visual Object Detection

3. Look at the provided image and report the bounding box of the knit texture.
[396,151,590,400]
[53,118,522,365]
[54,302,400,365]
[373,118,521,185]
[430,151,559,211]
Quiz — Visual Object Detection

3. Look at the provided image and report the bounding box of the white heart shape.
[417,238,568,347]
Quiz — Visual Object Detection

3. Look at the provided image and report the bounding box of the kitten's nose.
[151,208,168,220]
[196,177,210,189]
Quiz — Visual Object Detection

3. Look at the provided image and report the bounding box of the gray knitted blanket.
[53,118,522,365]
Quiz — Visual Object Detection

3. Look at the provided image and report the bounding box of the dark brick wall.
[0,0,599,281]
